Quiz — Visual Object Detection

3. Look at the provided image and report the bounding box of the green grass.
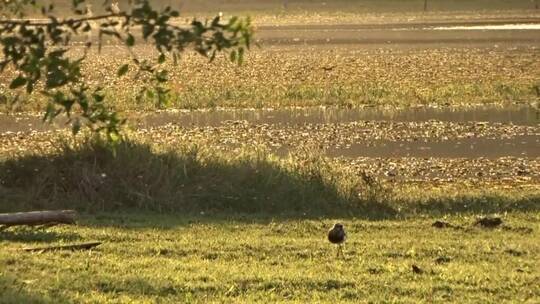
[1,213,539,303]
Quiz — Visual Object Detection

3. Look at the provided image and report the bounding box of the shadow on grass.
[0,226,81,243]
[409,195,540,215]
[0,138,395,220]
[90,275,359,300]
[1,138,538,224]
[0,273,69,304]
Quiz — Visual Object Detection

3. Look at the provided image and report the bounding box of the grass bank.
[0,136,385,216]
[1,135,538,216]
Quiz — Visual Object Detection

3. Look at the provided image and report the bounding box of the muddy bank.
[337,156,540,183]
[137,120,539,155]
[1,118,539,158]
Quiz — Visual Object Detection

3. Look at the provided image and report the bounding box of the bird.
[328,223,346,258]
[412,264,423,274]
[85,4,93,17]
[110,2,120,14]
[474,217,502,228]
[321,65,336,71]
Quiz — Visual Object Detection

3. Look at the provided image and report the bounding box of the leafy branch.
[0,0,253,141]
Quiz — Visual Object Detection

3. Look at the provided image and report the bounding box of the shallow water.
[433,24,540,30]
[256,21,540,46]
[0,105,538,133]
[136,105,539,127]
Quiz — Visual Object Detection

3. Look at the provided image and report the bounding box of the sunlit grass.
[1,213,539,303]
[1,47,538,112]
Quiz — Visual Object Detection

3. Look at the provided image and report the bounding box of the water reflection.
[135,104,539,128]
[433,24,540,31]
[0,105,538,134]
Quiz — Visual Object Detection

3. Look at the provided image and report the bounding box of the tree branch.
[0,13,126,27]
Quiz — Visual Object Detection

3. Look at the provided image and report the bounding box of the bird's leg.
[339,244,345,259]
[336,244,342,258]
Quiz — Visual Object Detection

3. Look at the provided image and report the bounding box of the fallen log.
[22,242,102,252]
[0,210,77,228]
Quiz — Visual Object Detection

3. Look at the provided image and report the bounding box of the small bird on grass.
[328,223,346,258]
[474,217,503,228]
[411,264,423,274]
[110,1,120,14]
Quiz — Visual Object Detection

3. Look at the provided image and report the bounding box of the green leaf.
[26,81,34,94]
[237,47,244,64]
[155,70,168,83]
[71,119,81,135]
[9,76,27,89]
[158,53,166,64]
[126,34,135,47]
[142,24,154,39]
[107,131,120,143]
[117,64,129,77]
[228,16,238,26]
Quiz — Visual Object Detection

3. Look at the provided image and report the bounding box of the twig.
[0,13,126,27]
[22,242,102,252]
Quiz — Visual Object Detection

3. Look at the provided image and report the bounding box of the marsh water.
[1,17,539,158]
[1,105,539,158]
[68,20,540,48]
[134,104,540,127]
[256,21,540,46]
[1,105,538,132]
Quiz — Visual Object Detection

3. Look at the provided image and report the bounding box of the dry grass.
[2,46,538,112]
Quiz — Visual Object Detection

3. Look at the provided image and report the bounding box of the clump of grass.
[0,136,394,216]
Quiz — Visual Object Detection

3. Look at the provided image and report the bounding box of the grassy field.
[1,3,539,302]
[1,135,534,303]
[1,3,539,113]
[1,213,539,303]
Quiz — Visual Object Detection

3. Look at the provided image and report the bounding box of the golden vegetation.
[2,46,538,112]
